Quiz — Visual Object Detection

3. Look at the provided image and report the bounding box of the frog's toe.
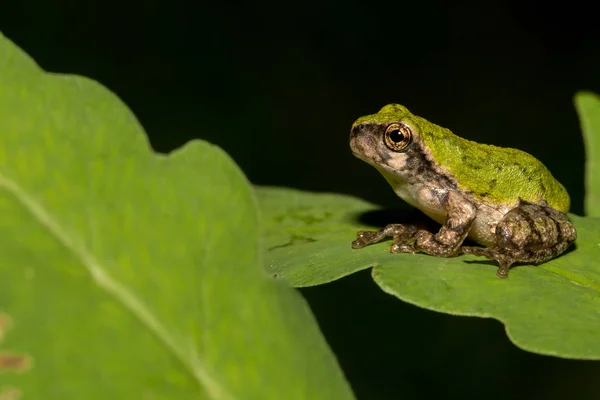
[351,238,368,249]
[496,264,510,278]
[352,231,379,248]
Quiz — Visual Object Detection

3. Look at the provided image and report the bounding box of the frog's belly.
[467,213,503,247]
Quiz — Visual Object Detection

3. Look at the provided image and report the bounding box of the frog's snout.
[349,123,366,156]
[350,123,369,137]
[350,123,378,160]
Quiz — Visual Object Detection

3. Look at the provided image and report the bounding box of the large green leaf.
[0,33,355,399]
[575,91,600,217]
[258,187,600,360]
[260,91,600,360]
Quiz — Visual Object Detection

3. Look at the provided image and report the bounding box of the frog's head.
[350,104,439,180]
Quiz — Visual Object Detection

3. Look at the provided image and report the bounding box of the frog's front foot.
[352,224,418,249]
[352,231,384,249]
[353,192,476,258]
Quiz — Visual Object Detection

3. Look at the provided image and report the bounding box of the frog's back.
[420,124,570,212]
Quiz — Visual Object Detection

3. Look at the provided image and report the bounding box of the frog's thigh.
[413,190,476,257]
[461,202,576,278]
[495,202,577,256]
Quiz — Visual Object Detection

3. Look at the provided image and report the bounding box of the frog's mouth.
[349,143,370,164]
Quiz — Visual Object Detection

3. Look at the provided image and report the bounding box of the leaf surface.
[259,186,600,359]
[0,33,354,400]
[575,91,600,216]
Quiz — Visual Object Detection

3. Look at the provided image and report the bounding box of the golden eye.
[384,123,412,151]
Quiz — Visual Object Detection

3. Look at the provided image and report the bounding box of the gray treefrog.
[349,104,577,277]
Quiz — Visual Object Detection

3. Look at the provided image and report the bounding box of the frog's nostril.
[351,123,367,136]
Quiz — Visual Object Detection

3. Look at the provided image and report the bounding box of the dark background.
[3,1,600,398]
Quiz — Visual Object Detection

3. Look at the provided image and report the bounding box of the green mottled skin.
[354,104,570,212]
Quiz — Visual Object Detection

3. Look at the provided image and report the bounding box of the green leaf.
[575,91,600,217]
[258,186,600,360]
[0,33,354,399]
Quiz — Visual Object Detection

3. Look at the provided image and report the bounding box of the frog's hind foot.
[461,246,513,278]
[462,243,573,278]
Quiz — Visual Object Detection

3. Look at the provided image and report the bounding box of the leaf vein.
[0,173,234,400]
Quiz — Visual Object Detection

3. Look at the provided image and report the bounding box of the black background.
[3,1,600,398]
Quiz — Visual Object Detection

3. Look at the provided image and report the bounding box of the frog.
[349,104,577,278]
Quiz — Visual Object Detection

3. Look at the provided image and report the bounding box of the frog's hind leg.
[462,201,577,278]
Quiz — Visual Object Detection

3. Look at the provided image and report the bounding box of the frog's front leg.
[461,201,577,278]
[352,223,419,250]
[352,191,476,257]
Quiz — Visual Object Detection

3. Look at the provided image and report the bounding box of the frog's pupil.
[389,129,404,143]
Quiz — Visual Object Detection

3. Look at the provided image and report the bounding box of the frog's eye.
[384,123,412,152]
